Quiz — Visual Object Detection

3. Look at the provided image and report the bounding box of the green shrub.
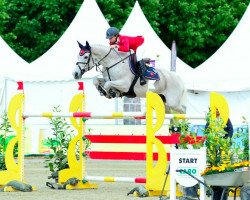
[0,111,15,170]
[44,106,91,180]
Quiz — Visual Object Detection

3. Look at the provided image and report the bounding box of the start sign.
[170,147,206,187]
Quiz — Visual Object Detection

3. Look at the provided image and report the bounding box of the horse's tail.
[180,87,187,113]
[168,72,187,114]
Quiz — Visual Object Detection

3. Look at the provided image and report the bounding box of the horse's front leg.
[93,77,108,96]
[104,80,129,98]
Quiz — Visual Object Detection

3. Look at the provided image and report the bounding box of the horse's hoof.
[98,86,107,96]
[109,89,117,98]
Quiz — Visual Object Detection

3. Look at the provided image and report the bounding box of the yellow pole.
[0,93,24,187]
[59,91,97,189]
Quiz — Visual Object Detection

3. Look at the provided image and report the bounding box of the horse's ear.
[77,41,84,49]
[86,41,91,50]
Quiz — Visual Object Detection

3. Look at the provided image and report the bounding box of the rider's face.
[109,36,117,44]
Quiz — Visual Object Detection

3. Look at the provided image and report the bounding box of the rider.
[106,27,147,86]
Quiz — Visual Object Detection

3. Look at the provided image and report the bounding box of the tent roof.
[21,0,109,82]
[190,5,250,92]
[120,1,194,85]
[0,37,29,78]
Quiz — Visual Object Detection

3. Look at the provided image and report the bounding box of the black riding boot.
[138,60,147,86]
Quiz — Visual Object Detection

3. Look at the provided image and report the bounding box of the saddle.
[122,54,160,98]
[129,54,160,81]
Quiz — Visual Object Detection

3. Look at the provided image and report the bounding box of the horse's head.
[73,41,93,79]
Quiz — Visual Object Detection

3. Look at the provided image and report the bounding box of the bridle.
[76,49,94,75]
[76,47,132,80]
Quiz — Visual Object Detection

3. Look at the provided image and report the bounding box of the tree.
[1,0,82,62]
[0,0,9,35]
[158,0,249,67]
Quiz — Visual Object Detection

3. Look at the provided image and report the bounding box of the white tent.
[120,1,194,85]
[0,37,29,77]
[189,4,250,92]
[0,36,31,110]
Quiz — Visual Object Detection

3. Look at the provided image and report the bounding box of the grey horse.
[73,41,187,113]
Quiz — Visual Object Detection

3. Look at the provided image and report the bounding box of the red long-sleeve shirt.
[111,35,144,52]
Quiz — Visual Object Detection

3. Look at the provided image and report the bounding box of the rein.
[104,52,131,81]
[95,49,131,81]
[77,47,132,81]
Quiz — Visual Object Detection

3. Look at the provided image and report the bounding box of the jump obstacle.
[0,81,230,197]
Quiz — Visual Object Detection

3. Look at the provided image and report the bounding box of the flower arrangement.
[169,118,206,149]
[201,160,249,176]
[201,112,249,176]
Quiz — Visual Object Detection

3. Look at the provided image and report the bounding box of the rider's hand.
[110,44,119,49]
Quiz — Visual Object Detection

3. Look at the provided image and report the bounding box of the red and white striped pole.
[85,176,146,183]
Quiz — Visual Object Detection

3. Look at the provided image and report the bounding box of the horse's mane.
[91,43,130,58]
[92,43,109,48]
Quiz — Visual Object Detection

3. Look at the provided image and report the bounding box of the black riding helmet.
[106,27,119,39]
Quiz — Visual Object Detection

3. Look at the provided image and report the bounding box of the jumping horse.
[73,41,187,113]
